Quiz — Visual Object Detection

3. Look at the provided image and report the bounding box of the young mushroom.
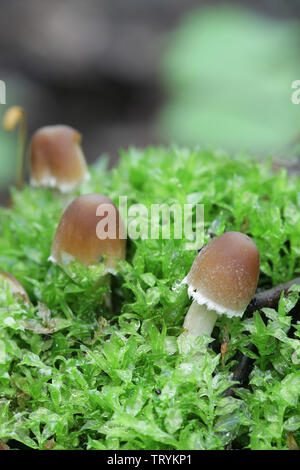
[50,194,126,273]
[0,271,30,305]
[181,231,260,337]
[30,125,89,193]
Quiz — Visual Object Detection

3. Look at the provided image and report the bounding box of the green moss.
[0,147,299,449]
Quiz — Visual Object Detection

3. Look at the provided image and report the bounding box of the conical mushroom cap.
[183,232,260,317]
[0,271,30,304]
[30,125,89,192]
[50,194,126,271]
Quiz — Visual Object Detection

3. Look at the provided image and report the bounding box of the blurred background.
[1,0,300,201]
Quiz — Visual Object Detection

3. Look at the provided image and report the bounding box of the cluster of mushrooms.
[1,106,260,340]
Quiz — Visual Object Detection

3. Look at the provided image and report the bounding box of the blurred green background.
[0,1,300,201]
[159,5,300,156]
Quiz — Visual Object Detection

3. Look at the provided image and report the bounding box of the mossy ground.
[0,147,299,450]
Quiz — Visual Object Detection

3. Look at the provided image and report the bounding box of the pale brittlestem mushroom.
[49,194,126,308]
[0,271,30,305]
[181,232,260,337]
[3,106,27,190]
[30,125,89,203]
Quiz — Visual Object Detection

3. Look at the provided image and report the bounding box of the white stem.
[54,190,74,210]
[183,302,218,337]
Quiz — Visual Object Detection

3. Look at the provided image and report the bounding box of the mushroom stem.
[52,189,74,210]
[94,272,112,311]
[183,302,218,337]
[16,111,27,190]
[104,274,113,311]
[3,106,27,190]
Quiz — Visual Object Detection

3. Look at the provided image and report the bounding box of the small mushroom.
[50,194,126,273]
[181,231,260,337]
[0,271,30,304]
[30,125,89,193]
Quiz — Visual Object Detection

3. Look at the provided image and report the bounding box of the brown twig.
[245,277,300,316]
[0,440,9,450]
[287,432,299,451]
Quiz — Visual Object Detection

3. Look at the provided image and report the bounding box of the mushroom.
[30,125,89,193]
[0,271,30,305]
[181,231,260,337]
[2,106,27,190]
[50,194,126,273]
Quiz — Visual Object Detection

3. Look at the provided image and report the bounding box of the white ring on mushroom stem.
[30,175,58,189]
[181,276,245,318]
[48,255,57,264]
[30,171,90,194]
[48,252,119,277]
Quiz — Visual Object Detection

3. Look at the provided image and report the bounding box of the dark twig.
[245,277,300,316]
[224,277,300,397]
[224,344,258,397]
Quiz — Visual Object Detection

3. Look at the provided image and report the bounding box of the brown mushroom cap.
[30,125,89,192]
[0,271,30,304]
[3,106,24,131]
[182,232,260,317]
[50,194,126,271]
